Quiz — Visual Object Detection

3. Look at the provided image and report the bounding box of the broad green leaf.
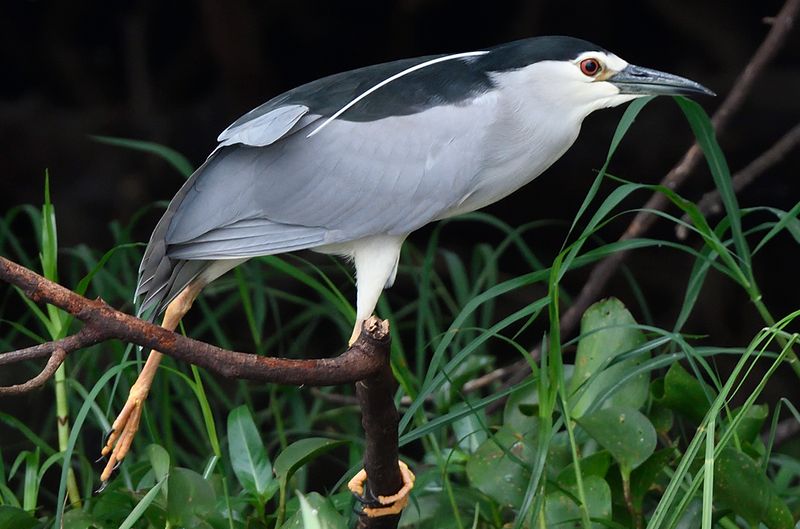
[92,490,136,527]
[274,438,346,490]
[569,298,649,417]
[630,447,677,510]
[62,509,95,529]
[396,494,450,528]
[503,375,540,432]
[730,404,768,445]
[451,404,488,454]
[146,444,170,497]
[578,406,656,476]
[465,424,537,507]
[651,363,716,423]
[119,477,167,529]
[166,467,216,527]
[544,475,612,529]
[227,405,275,500]
[648,404,674,434]
[714,447,793,529]
[281,492,347,529]
[556,451,611,487]
[0,506,38,529]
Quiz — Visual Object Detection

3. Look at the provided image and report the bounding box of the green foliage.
[0,95,798,529]
[227,406,278,506]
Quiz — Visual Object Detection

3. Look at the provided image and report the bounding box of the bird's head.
[482,36,714,120]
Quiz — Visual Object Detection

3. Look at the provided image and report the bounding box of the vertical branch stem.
[355,320,403,529]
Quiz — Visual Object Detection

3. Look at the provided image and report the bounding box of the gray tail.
[135,167,212,322]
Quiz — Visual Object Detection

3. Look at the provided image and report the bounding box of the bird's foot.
[347,460,415,517]
[98,384,148,484]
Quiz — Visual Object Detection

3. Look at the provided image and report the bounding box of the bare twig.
[0,256,386,389]
[0,348,67,395]
[0,328,105,367]
[676,121,800,238]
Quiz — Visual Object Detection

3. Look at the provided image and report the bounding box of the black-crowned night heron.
[101,36,712,513]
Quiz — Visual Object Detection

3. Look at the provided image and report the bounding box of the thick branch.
[0,256,385,388]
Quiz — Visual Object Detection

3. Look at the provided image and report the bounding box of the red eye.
[580,58,602,76]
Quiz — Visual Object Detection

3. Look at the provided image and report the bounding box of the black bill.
[610,64,715,96]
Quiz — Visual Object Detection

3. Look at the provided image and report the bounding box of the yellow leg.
[99,282,203,482]
[347,460,415,517]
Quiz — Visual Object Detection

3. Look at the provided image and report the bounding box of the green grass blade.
[118,476,167,529]
[675,98,751,273]
[91,135,195,178]
[566,96,654,242]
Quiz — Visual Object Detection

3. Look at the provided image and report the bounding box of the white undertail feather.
[350,235,405,322]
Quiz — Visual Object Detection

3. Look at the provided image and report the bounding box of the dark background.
[1,1,799,400]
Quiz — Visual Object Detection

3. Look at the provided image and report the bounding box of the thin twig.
[0,348,67,395]
[676,121,800,238]
[0,327,107,366]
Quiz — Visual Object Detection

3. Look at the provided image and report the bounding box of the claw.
[102,428,115,446]
[95,480,109,494]
[94,454,107,464]
[348,461,415,518]
[352,481,380,507]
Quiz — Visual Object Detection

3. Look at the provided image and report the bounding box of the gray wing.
[165,100,495,258]
[137,91,496,317]
[216,104,310,148]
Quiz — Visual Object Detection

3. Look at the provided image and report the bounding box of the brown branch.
[354,319,404,529]
[498,0,800,390]
[676,121,800,239]
[1,257,411,526]
[0,328,106,366]
[0,347,67,395]
[0,256,386,389]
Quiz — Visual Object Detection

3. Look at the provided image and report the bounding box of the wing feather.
[137,58,498,317]
[217,104,311,148]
